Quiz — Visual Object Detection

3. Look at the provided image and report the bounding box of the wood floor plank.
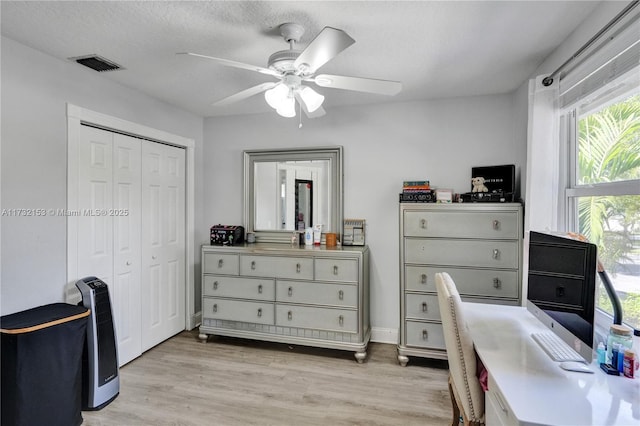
[82,331,451,426]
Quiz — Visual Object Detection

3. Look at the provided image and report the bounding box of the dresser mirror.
[243,146,343,243]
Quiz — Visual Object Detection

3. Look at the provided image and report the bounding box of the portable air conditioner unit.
[75,277,119,410]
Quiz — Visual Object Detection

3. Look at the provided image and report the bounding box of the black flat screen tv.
[526,231,598,362]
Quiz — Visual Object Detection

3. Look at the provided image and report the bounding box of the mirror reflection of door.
[295,179,313,231]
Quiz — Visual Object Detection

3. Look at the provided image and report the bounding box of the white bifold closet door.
[77,125,185,366]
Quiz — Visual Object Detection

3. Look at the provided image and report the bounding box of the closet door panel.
[78,126,113,283]
[112,133,142,365]
[141,141,186,351]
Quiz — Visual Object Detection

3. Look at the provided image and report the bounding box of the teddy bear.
[472,176,489,193]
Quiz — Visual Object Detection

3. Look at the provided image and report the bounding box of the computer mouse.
[559,361,595,373]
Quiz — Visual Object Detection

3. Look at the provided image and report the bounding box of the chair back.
[435,272,484,422]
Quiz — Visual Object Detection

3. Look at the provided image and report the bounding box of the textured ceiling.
[1,1,601,117]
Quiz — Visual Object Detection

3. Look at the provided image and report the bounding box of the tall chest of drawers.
[398,203,523,365]
[200,243,370,362]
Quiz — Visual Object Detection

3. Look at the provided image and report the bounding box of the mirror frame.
[243,146,343,243]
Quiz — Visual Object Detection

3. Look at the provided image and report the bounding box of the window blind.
[559,13,640,108]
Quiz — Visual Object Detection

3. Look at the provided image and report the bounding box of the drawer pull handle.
[288,311,292,320]
[218,259,223,268]
[422,302,428,312]
[288,286,293,297]
[421,274,427,285]
[338,290,344,300]
[257,308,262,317]
[126,261,131,266]
[422,329,428,340]
[494,391,509,414]
[333,265,338,275]
[296,263,301,273]
[213,281,218,290]
[251,260,256,270]
[493,219,500,230]
[339,315,344,326]
[493,249,500,260]
[493,278,502,289]
[258,284,263,294]
[212,303,218,313]
[420,218,427,229]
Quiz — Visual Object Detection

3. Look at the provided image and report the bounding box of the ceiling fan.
[178,23,402,118]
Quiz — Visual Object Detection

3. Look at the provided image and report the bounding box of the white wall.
[0,37,206,315]
[204,94,523,340]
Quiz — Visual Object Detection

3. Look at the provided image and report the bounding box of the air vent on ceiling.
[69,55,123,72]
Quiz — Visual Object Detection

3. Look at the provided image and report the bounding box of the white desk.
[463,302,639,426]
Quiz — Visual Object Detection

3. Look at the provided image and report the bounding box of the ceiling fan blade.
[177,52,280,77]
[312,74,402,96]
[294,92,326,119]
[212,82,278,107]
[293,27,355,73]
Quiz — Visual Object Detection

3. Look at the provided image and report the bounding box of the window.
[564,80,640,332]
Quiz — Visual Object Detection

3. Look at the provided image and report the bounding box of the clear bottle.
[606,324,633,365]
[597,342,606,364]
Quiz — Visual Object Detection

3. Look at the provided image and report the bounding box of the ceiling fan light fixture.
[265,83,289,109]
[276,95,296,118]
[299,86,325,113]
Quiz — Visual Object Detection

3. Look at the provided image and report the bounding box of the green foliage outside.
[578,93,640,329]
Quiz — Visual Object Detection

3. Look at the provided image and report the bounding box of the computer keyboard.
[531,332,586,362]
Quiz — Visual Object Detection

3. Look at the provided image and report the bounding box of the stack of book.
[399,180,435,202]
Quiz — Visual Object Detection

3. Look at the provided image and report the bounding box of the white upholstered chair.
[435,272,485,426]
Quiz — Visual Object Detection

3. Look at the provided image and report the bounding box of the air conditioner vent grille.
[70,55,123,72]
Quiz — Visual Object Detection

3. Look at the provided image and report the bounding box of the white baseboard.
[370,327,398,345]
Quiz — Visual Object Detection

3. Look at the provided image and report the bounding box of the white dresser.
[397,203,523,365]
[200,243,370,362]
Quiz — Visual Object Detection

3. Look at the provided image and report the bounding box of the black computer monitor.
[526,231,598,362]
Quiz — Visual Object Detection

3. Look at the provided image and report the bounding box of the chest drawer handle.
[257,308,262,317]
[296,263,301,273]
[421,274,427,285]
[493,249,500,260]
[288,286,293,297]
[212,303,218,313]
[333,265,339,275]
[213,281,218,291]
[288,311,292,320]
[493,278,502,289]
[218,259,224,268]
[339,315,344,326]
[493,219,501,230]
[422,302,428,312]
[338,290,344,300]
[422,329,428,340]
[420,218,427,229]
[251,260,256,270]
[258,284,263,294]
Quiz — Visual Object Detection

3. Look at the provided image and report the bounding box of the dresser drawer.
[405,266,519,299]
[404,210,520,239]
[276,280,357,308]
[203,275,275,300]
[405,321,445,349]
[240,255,313,280]
[203,253,239,275]
[203,298,274,325]
[405,294,440,321]
[315,258,359,282]
[405,239,519,269]
[275,305,357,333]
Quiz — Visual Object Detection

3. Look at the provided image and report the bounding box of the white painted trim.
[66,103,196,331]
[371,327,399,345]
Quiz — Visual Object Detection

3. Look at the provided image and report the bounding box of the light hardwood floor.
[83,331,452,426]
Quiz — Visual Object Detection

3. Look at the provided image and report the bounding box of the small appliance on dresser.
[75,277,120,410]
